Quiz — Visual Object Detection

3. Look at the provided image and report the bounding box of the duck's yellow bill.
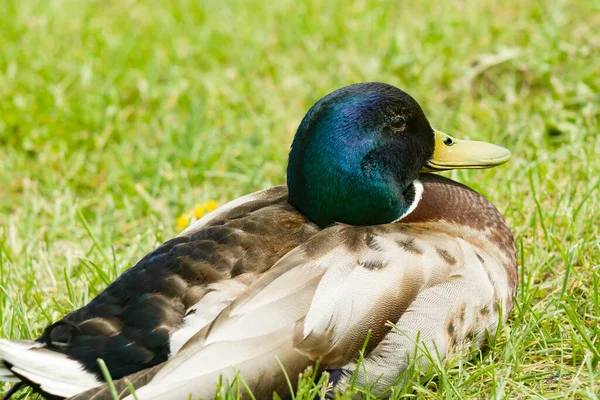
[423,130,511,171]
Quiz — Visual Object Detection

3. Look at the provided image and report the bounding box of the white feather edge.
[0,339,101,397]
[394,179,424,221]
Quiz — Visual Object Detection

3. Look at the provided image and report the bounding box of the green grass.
[1,0,599,398]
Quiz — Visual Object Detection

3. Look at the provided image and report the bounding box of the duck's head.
[287,82,510,227]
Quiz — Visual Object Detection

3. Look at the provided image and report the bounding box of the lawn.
[0,0,599,398]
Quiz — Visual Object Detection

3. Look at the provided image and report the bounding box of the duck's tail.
[0,339,101,399]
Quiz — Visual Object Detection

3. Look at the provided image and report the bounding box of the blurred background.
[0,0,599,398]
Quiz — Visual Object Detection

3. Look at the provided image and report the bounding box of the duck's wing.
[0,185,320,398]
[71,223,476,400]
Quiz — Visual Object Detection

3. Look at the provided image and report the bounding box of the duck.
[0,82,517,400]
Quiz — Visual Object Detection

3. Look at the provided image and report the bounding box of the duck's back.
[0,186,319,398]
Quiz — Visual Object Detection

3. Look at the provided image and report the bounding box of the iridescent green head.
[287,82,510,227]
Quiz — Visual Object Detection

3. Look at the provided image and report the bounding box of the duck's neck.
[287,145,419,227]
[287,129,421,228]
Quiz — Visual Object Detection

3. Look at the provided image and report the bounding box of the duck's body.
[0,83,517,400]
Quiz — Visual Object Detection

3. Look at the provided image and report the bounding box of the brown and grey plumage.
[0,187,318,398]
[0,82,517,399]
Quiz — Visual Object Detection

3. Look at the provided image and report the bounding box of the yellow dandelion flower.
[193,204,205,219]
[203,200,219,213]
[176,212,191,230]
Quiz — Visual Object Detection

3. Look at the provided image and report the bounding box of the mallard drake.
[0,82,517,400]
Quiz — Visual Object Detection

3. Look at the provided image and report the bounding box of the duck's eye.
[390,116,406,130]
[443,136,454,146]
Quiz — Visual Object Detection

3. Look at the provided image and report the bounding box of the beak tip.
[496,146,512,163]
